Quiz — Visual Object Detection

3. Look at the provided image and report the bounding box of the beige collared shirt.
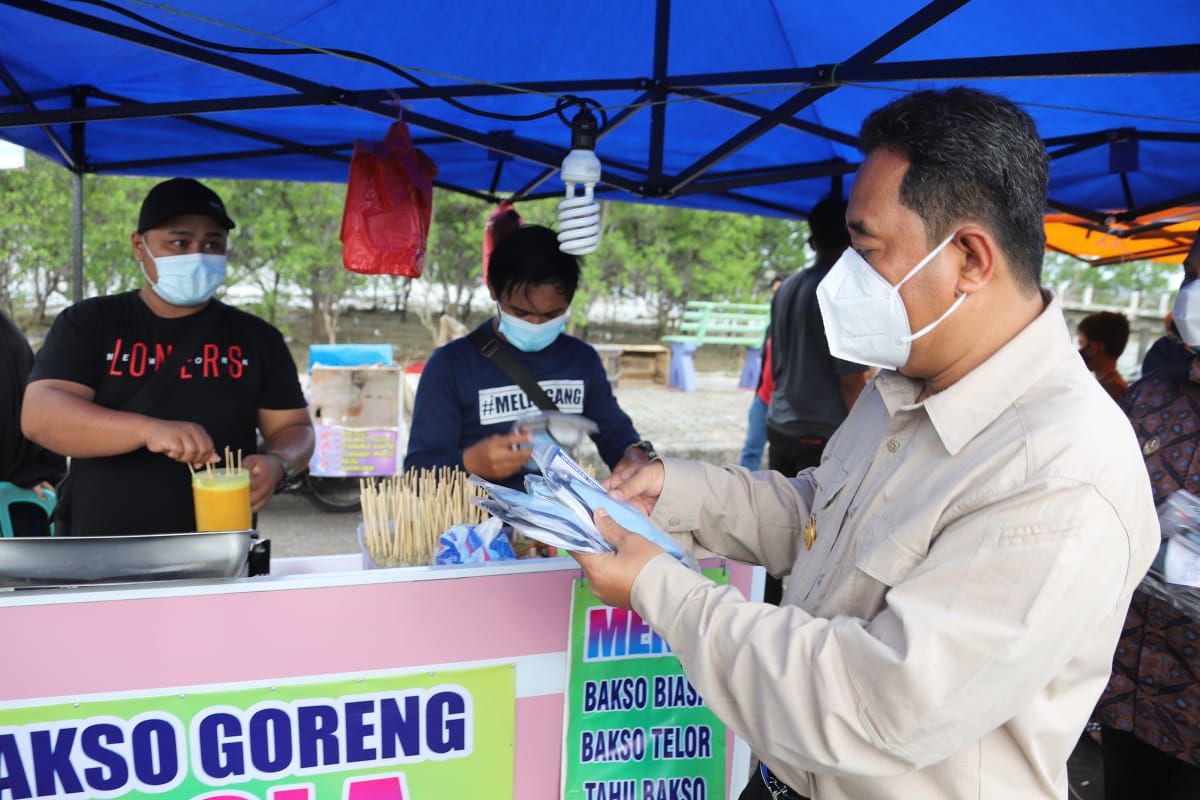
[632,296,1158,800]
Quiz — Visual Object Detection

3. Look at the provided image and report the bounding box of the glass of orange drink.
[192,469,252,532]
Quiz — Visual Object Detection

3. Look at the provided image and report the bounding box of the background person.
[738,275,783,471]
[22,178,313,535]
[0,309,65,535]
[760,194,870,603]
[405,225,651,489]
[1141,243,1199,378]
[1094,236,1200,799]
[575,88,1156,800]
[766,193,870,477]
[1076,310,1130,403]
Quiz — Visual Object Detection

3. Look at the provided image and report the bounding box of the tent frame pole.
[646,0,671,194]
[0,59,75,167]
[674,158,859,196]
[0,0,647,193]
[1,0,1196,220]
[664,0,971,196]
[675,88,860,147]
[70,87,85,304]
[510,92,652,200]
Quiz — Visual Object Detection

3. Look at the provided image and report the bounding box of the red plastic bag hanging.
[341,121,438,277]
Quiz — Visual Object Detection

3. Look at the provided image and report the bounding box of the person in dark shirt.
[1141,318,1192,379]
[405,225,649,489]
[22,178,313,535]
[1,310,66,535]
[1141,247,1200,380]
[1076,311,1130,403]
[766,194,871,477]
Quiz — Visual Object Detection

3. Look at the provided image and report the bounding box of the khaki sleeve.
[631,478,1133,784]
[650,457,815,576]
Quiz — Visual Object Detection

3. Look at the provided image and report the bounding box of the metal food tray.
[0,531,255,588]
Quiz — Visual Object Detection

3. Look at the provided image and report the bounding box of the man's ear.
[130,231,143,260]
[953,226,997,295]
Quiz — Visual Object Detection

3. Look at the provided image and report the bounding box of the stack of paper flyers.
[469,444,700,572]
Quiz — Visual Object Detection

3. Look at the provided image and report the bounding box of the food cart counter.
[0,552,762,799]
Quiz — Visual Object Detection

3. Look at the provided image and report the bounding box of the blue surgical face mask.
[498,308,567,352]
[142,244,226,307]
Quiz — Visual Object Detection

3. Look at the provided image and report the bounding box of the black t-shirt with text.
[29,291,306,535]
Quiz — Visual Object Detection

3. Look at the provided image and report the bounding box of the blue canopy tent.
[0,0,1198,299]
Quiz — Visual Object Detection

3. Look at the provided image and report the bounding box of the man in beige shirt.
[575,88,1158,800]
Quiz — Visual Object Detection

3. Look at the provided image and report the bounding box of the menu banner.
[562,568,728,800]
[310,424,399,477]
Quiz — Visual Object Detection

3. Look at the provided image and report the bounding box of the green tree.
[0,154,71,322]
[424,193,489,321]
[83,173,156,299]
[217,178,360,344]
[1043,251,1179,308]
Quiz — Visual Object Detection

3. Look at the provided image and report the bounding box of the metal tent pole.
[70,88,85,303]
[71,171,83,303]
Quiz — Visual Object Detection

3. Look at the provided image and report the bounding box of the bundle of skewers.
[359,468,488,567]
[188,447,243,479]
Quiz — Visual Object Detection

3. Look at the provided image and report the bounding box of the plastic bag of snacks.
[435,516,517,565]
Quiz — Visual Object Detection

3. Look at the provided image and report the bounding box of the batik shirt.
[1095,355,1200,767]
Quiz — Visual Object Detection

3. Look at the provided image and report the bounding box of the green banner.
[562,568,728,800]
[0,664,513,800]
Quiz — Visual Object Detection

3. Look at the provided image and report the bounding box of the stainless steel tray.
[0,531,255,588]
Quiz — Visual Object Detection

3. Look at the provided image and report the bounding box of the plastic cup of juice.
[192,469,252,532]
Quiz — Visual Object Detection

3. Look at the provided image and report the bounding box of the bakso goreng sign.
[0,666,513,800]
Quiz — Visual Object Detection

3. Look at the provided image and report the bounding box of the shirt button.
[886,438,900,453]
[669,517,681,527]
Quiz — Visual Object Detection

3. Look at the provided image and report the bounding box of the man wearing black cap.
[22,178,313,535]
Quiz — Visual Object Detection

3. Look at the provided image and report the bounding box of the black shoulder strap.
[120,302,229,416]
[468,327,559,412]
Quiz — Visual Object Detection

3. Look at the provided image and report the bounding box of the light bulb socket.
[570,107,598,152]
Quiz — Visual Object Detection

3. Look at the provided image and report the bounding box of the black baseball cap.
[137,177,236,233]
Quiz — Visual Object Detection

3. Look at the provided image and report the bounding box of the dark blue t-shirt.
[404,320,639,488]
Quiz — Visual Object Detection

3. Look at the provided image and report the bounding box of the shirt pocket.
[854,515,925,589]
[810,458,850,522]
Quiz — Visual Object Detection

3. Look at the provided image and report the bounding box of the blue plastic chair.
[667,341,698,392]
[738,346,763,389]
[0,481,57,537]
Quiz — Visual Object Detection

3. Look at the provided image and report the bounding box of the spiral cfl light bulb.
[557,108,603,256]
[558,178,601,256]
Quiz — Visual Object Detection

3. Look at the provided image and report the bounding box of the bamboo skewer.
[358,468,488,568]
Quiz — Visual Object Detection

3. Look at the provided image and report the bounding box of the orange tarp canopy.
[1045,207,1199,266]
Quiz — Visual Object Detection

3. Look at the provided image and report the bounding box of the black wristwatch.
[630,440,658,460]
[265,451,298,481]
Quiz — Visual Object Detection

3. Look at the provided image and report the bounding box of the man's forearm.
[263,423,315,473]
[653,458,812,574]
[22,384,150,458]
